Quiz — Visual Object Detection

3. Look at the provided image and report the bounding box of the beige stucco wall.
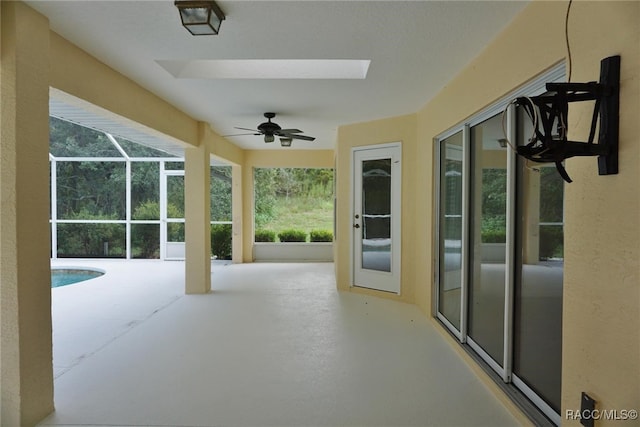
[560,1,639,421]
[335,113,417,304]
[414,0,639,423]
[241,150,334,262]
[201,122,244,167]
[1,2,54,425]
[50,32,198,149]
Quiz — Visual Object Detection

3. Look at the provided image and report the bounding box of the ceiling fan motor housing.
[257,121,281,135]
[257,112,280,136]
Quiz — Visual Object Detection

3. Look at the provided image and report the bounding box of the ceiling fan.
[227,112,316,145]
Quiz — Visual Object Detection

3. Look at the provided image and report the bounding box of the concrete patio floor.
[39,259,521,427]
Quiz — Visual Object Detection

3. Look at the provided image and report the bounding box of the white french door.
[352,143,401,294]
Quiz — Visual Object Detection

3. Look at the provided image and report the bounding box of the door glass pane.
[131,162,159,219]
[514,108,563,413]
[438,131,463,330]
[468,114,506,366]
[361,158,391,272]
[167,175,184,218]
[167,222,185,243]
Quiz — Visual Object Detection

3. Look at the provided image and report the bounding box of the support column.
[184,128,211,294]
[231,164,243,263]
[242,164,255,263]
[1,2,54,426]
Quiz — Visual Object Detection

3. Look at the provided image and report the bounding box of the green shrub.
[310,229,333,242]
[481,229,506,243]
[57,221,125,258]
[539,226,563,259]
[277,229,307,243]
[255,229,276,242]
[131,223,160,259]
[211,224,232,260]
[132,200,160,220]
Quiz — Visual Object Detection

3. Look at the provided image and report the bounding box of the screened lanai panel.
[131,224,160,259]
[167,175,185,218]
[49,96,186,158]
[131,162,160,219]
[57,223,126,258]
[114,136,178,158]
[50,117,123,158]
[56,161,126,219]
[211,166,232,222]
[165,161,184,170]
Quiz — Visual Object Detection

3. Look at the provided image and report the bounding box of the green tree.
[211,166,232,221]
[254,168,277,228]
[56,161,126,219]
[253,167,334,239]
[481,168,507,242]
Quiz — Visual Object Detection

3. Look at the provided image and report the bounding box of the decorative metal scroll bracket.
[514,55,620,183]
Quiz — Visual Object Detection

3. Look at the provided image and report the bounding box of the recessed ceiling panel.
[156,59,371,79]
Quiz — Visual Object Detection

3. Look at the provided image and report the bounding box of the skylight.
[156,59,371,79]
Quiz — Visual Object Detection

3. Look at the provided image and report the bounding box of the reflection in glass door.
[437,131,465,333]
[353,144,401,294]
[467,114,508,370]
[513,108,564,419]
[361,158,392,272]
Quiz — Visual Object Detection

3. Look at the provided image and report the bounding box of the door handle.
[354,223,360,229]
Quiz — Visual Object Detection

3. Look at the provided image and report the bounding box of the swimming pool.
[51,267,105,288]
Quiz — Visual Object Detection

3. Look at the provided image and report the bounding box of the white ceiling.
[27,0,529,151]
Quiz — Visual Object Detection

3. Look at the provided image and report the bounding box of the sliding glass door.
[467,114,508,370]
[434,64,564,425]
[438,131,464,333]
[513,107,564,414]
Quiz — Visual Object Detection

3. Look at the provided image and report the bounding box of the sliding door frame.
[434,62,565,425]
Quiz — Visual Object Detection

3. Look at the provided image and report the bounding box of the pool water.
[51,268,104,288]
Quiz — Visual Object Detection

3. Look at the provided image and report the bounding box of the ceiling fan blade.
[234,127,262,133]
[223,132,260,137]
[277,129,303,134]
[288,134,316,141]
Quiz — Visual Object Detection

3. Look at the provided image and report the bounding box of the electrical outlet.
[580,392,596,427]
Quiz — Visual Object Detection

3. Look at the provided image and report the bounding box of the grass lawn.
[259,195,333,241]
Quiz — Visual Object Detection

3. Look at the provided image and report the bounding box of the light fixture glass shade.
[175,1,225,36]
[264,134,275,143]
[280,138,292,147]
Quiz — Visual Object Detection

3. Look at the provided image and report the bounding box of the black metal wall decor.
[514,55,620,183]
